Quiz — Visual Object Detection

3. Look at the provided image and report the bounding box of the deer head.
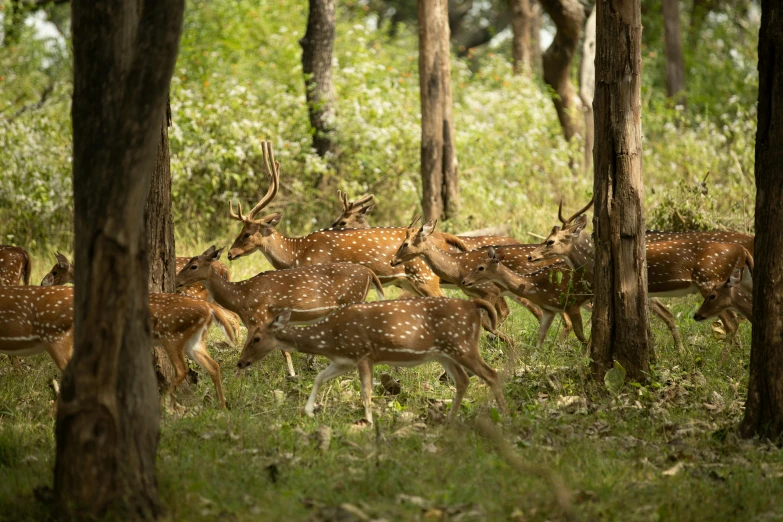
[176,246,224,289]
[462,247,506,288]
[329,191,375,229]
[237,310,292,369]
[41,252,75,286]
[528,198,594,267]
[228,141,283,261]
[693,266,750,322]
[390,215,437,267]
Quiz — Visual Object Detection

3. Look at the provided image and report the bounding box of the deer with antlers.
[39,255,236,409]
[227,141,470,297]
[237,298,507,424]
[329,190,521,250]
[528,199,754,347]
[461,247,591,350]
[176,246,385,376]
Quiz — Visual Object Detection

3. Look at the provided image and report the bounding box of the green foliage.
[0,0,761,249]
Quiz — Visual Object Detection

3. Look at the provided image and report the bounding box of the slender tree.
[591,0,651,381]
[741,0,783,441]
[530,0,543,75]
[662,0,687,107]
[510,0,533,76]
[418,0,459,221]
[539,0,584,141]
[53,0,184,517]
[300,0,337,158]
[579,7,596,174]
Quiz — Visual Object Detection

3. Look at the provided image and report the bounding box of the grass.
[1,252,781,522]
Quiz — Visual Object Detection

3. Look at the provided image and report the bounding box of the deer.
[527,199,754,348]
[328,190,521,250]
[389,218,561,343]
[227,141,469,297]
[237,297,508,424]
[39,255,236,409]
[176,246,385,377]
[175,255,231,301]
[461,247,591,351]
[0,245,32,286]
[647,230,754,254]
[693,265,752,324]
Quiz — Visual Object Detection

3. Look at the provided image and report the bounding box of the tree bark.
[418,0,459,222]
[539,0,584,141]
[300,0,336,158]
[579,7,596,174]
[740,0,783,441]
[510,0,533,76]
[662,0,687,107]
[591,0,651,382]
[53,0,184,518]
[146,102,177,391]
[530,0,543,76]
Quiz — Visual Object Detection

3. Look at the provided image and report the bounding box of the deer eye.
[52,270,58,276]
[189,265,197,270]
[403,243,409,248]
[339,221,346,226]
[546,240,555,246]
[254,337,261,343]
[478,266,484,271]
[243,233,251,239]
[709,294,717,301]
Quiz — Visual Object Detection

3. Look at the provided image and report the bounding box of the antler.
[338,190,348,211]
[348,193,374,210]
[408,214,422,229]
[228,141,280,223]
[559,197,595,225]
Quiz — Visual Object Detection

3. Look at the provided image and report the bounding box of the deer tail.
[22,249,31,285]
[371,272,385,301]
[473,299,497,333]
[209,304,237,345]
[443,233,469,252]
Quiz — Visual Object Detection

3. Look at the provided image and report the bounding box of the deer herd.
[0,142,755,424]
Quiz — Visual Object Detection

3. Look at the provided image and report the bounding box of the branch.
[1,81,55,122]
[455,7,513,56]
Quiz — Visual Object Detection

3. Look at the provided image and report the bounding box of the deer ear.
[202,245,216,257]
[264,213,282,228]
[55,252,69,268]
[420,219,436,237]
[550,225,561,236]
[487,247,496,259]
[212,247,224,260]
[569,215,587,236]
[359,204,375,215]
[269,310,291,329]
[727,268,743,288]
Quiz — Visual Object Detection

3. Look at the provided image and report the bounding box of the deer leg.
[305,361,354,417]
[511,296,543,322]
[457,355,507,414]
[282,351,296,378]
[189,338,226,409]
[535,311,556,351]
[46,333,73,372]
[649,299,683,352]
[356,358,374,424]
[163,343,189,410]
[565,308,587,345]
[718,311,739,342]
[8,355,22,373]
[440,358,470,421]
[559,312,574,341]
[494,297,511,326]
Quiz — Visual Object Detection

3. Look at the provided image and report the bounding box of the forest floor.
[1,254,781,522]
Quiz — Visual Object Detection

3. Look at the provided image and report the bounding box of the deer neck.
[203,268,243,316]
[418,246,463,284]
[732,289,754,323]
[258,229,298,269]
[566,232,594,281]
[491,264,528,294]
[276,327,336,357]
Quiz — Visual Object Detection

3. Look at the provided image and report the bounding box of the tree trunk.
[662,0,687,107]
[539,0,584,141]
[300,0,336,158]
[530,0,543,76]
[510,0,533,76]
[688,0,714,48]
[418,0,459,222]
[579,7,596,174]
[740,0,783,441]
[590,0,651,382]
[146,102,177,391]
[53,1,184,518]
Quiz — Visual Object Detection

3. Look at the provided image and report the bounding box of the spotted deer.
[389,218,558,342]
[329,190,520,250]
[237,298,507,424]
[462,247,591,350]
[528,199,754,347]
[176,246,385,376]
[0,286,74,372]
[694,265,752,324]
[0,245,31,286]
[175,256,231,301]
[39,255,236,408]
[227,141,466,297]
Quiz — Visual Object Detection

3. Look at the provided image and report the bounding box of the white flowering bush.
[0,0,760,248]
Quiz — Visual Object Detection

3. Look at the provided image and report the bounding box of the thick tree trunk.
[530,0,543,76]
[419,0,459,222]
[590,0,651,382]
[53,1,184,518]
[510,0,533,76]
[146,102,177,391]
[662,0,687,107]
[740,0,783,441]
[579,7,596,174]
[300,0,336,158]
[539,0,584,141]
